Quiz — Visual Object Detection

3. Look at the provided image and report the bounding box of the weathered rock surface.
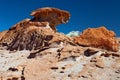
[74,26,119,52]
[31,7,70,32]
[0,7,120,80]
[0,20,72,51]
[0,7,71,51]
[0,30,8,40]
[117,37,120,44]
[0,45,120,80]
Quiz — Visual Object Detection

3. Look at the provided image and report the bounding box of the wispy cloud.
[66,31,81,37]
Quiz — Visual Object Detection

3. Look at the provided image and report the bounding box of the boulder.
[31,7,70,32]
[74,26,119,52]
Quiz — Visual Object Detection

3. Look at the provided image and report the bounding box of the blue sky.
[0,0,120,36]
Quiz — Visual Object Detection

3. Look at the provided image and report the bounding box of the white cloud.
[66,31,81,37]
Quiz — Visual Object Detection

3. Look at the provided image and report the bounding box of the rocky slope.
[0,19,72,51]
[0,7,120,80]
[0,30,8,40]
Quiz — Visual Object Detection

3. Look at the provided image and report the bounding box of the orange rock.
[31,7,70,32]
[74,26,119,52]
[0,19,51,46]
[0,19,72,51]
[0,7,71,51]
[0,30,8,40]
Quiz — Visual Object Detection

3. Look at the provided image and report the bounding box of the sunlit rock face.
[74,26,119,52]
[0,19,52,50]
[0,30,8,40]
[30,7,70,32]
[0,19,72,51]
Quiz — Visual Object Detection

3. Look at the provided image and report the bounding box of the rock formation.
[0,43,120,80]
[74,26,119,52]
[0,30,8,40]
[0,19,72,51]
[0,7,120,80]
[0,8,71,51]
[117,37,120,44]
[31,7,70,32]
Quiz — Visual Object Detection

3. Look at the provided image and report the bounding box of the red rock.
[74,26,119,52]
[31,7,70,32]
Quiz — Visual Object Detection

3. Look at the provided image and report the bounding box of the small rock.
[84,48,98,57]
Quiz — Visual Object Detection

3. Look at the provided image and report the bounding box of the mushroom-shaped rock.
[30,7,70,32]
[74,26,119,52]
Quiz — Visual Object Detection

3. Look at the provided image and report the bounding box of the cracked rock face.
[74,26,119,52]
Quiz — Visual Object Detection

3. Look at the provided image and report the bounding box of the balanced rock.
[0,7,71,51]
[74,26,119,52]
[31,7,70,32]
